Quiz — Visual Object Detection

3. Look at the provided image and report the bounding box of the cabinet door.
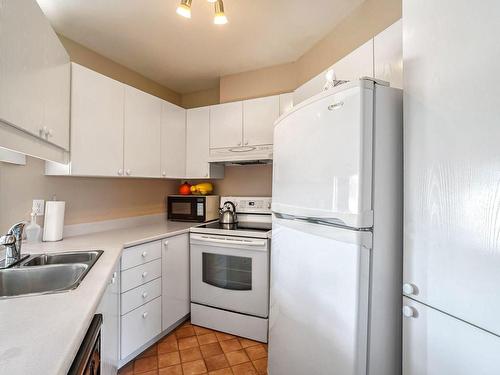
[209,101,243,149]
[162,234,190,330]
[71,64,125,176]
[124,87,161,177]
[98,264,120,375]
[0,0,70,149]
[243,95,279,146]
[403,297,500,375]
[186,107,210,178]
[161,101,186,178]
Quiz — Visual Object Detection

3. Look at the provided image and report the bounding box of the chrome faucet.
[0,222,27,269]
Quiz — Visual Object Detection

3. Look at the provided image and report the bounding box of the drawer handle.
[142,271,148,279]
[142,292,148,299]
[142,251,148,258]
[142,312,148,319]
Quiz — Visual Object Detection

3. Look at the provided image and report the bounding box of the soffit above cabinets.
[36,0,365,93]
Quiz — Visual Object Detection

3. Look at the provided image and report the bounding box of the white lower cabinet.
[121,297,162,359]
[97,263,120,375]
[162,234,190,330]
[403,297,500,375]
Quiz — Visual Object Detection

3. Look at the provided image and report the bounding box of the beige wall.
[181,86,220,109]
[58,35,182,105]
[0,157,177,233]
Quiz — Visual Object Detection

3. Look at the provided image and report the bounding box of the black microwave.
[167,195,219,222]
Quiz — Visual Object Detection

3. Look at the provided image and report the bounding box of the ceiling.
[37,0,364,93]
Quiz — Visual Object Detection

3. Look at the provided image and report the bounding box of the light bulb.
[214,1,228,24]
[176,0,192,18]
[207,0,218,2]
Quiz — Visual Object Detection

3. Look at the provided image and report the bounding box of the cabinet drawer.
[121,297,161,359]
[121,241,161,271]
[121,278,162,315]
[121,259,161,293]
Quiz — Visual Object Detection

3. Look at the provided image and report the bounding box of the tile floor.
[118,321,268,375]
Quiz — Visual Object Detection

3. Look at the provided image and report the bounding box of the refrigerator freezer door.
[404,0,500,335]
[272,81,374,228]
[268,216,371,375]
[403,297,500,375]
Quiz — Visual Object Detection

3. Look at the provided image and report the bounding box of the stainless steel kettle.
[219,201,238,224]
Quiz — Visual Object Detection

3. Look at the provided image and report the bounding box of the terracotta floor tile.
[220,339,243,353]
[209,368,234,375]
[118,362,133,375]
[225,350,250,366]
[137,371,159,375]
[180,347,203,362]
[139,344,158,358]
[134,355,158,373]
[159,364,183,375]
[216,332,236,341]
[158,351,181,368]
[198,333,218,345]
[205,353,230,371]
[200,342,223,358]
[194,325,215,335]
[182,359,208,375]
[158,336,179,354]
[244,345,267,361]
[176,326,196,338]
[231,362,257,375]
[238,339,261,349]
[182,321,193,327]
[178,336,199,350]
[252,358,268,375]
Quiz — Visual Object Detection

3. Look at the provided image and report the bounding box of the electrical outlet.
[32,199,45,216]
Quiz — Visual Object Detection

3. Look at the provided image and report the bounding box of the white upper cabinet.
[0,0,70,151]
[71,64,125,176]
[209,101,243,149]
[243,95,280,146]
[186,107,210,178]
[124,86,162,178]
[161,101,186,178]
[374,19,403,89]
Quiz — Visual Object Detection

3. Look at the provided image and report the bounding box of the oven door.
[190,233,269,318]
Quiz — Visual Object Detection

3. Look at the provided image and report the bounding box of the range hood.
[209,145,273,165]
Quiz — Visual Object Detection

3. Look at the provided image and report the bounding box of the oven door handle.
[197,235,267,247]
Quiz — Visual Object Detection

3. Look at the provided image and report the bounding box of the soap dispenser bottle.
[25,212,42,243]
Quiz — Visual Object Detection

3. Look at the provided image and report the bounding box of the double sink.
[0,251,103,299]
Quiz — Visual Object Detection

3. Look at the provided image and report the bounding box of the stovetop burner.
[198,221,271,232]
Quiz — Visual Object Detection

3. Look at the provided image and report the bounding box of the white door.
[161,101,186,178]
[209,101,243,149]
[190,233,269,318]
[269,216,371,375]
[403,0,500,335]
[124,86,161,177]
[243,95,279,146]
[162,234,190,330]
[403,297,500,375]
[186,107,210,178]
[273,82,374,228]
[71,63,125,176]
[98,264,120,375]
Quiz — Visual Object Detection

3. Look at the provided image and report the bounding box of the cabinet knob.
[142,312,148,319]
[403,283,417,295]
[163,241,168,247]
[126,169,131,176]
[142,292,148,299]
[162,171,166,177]
[402,305,417,318]
[237,142,242,146]
[142,251,148,258]
[118,169,123,176]
[205,173,209,178]
[47,128,54,137]
[142,271,148,278]
[244,141,249,145]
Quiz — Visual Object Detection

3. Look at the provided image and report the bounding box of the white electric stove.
[189,197,272,342]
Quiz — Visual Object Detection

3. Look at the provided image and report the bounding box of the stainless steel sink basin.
[22,251,101,267]
[0,250,103,299]
[0,264,88,298]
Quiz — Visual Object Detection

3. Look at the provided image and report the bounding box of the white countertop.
[0,220,199,375]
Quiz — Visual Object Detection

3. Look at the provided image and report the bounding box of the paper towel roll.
[43,201,65,242]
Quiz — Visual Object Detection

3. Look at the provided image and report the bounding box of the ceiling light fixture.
[176,0,228,24]
[213,0,228,25]
[176,0,192,18]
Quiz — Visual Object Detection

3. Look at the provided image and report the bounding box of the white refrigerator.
[269,79,403,375]
[403,0,500,374]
